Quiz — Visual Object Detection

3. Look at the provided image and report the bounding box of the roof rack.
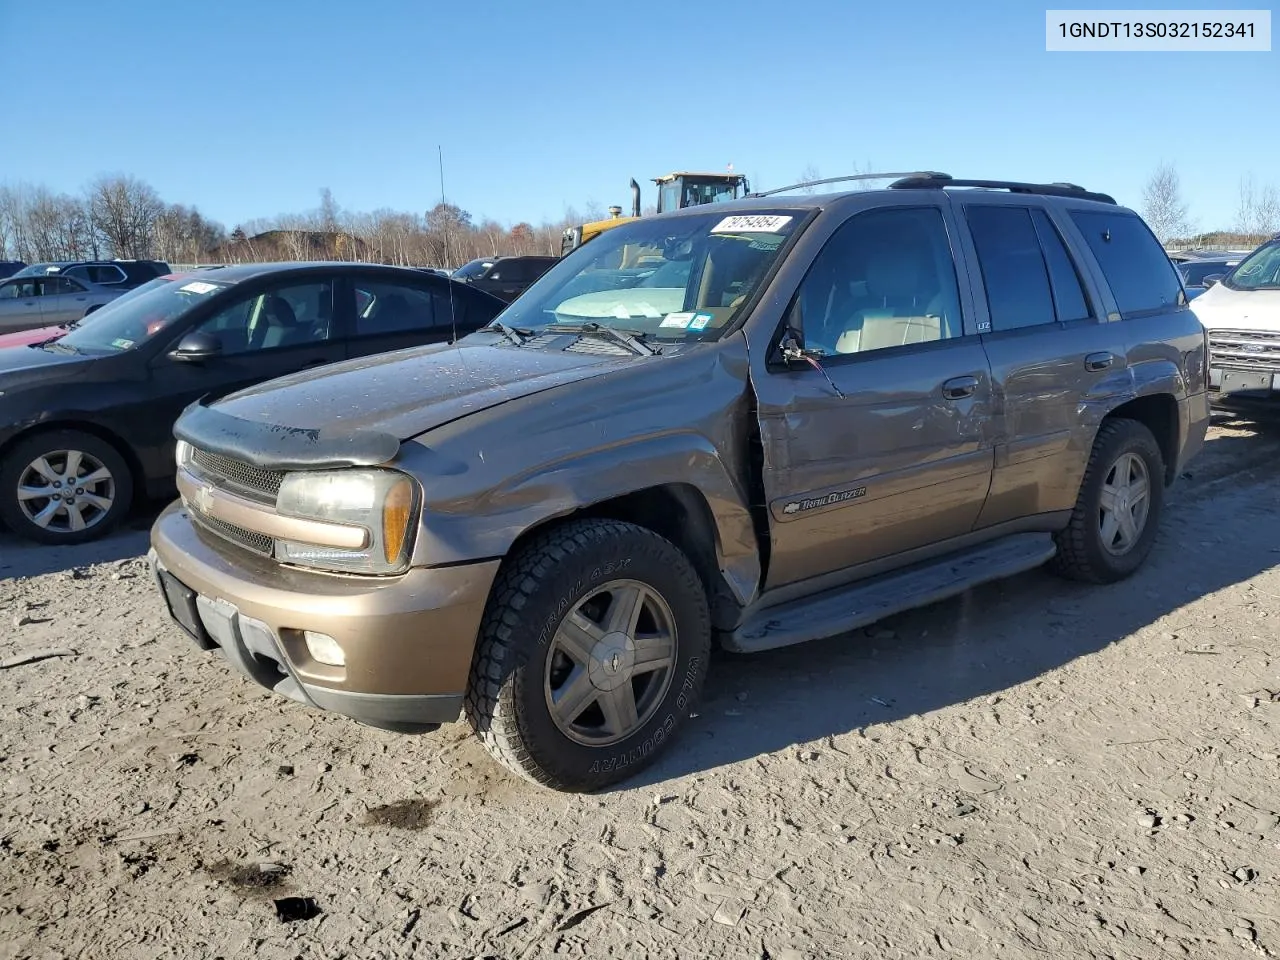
[745,171,953,199]
[889,173,1116,205]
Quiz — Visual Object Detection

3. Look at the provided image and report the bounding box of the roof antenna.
[439,144,458,344]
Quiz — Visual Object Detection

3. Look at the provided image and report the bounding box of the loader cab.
[654,172,751,214]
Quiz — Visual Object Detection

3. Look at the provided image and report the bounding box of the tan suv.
[148,173,1210,791]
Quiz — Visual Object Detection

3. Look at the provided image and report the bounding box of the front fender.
[400,340,763,606]
[407,431,761,607]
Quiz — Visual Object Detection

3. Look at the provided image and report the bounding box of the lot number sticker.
[660,312,694,328]
[711,214,793,233]
[180,281,220,295]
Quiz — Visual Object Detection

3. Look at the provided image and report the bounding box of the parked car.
[146,173,1209,792]
[13,259,171,288]
[0,273,129,333]
[452,255,558,302]
[0,260,25,280]
[1190,234,1280,402]
[0,275,184,349]
[1176,256,1242,300]
[0,261,505,544]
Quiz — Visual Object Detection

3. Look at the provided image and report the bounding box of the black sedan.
[0,261,505,544]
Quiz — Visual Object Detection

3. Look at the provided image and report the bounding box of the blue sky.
[1,0,1274,231]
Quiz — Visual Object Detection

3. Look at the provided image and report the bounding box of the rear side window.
[1069,210,1182,318]
[1030,209,1091,322]
[66,264,127,285]
[354,280,437,336]
[965,206,1056,331]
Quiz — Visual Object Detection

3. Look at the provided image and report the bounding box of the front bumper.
[149,500,500,732]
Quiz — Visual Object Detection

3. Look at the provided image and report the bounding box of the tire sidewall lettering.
[588,656,704,774]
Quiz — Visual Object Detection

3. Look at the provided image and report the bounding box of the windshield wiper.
[548,321,657,357]
[481,319,533,346]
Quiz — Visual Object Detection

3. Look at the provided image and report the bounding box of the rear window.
[1069,210,1183,318]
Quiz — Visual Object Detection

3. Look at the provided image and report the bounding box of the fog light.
[303,631,345,667]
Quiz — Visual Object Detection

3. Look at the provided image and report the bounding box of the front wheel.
[0,429,134,545]
[1051,418,1165,584]
[466,518,711,791]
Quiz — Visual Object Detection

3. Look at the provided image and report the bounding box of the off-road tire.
[0,429,134,545]
[465,518,711,792]
[1051,418,1164,584]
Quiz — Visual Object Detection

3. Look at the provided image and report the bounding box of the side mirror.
[1202,274,1225,288]
[169,331,222,362]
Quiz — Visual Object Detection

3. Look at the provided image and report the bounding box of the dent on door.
[756,344,997,588]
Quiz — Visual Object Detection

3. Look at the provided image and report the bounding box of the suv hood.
[179,337,644,468]
[1191,284,1280,330]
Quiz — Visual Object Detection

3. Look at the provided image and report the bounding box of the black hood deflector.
[174,398,401,470]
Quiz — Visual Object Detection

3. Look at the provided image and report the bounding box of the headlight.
[175,440,192,468]
[273,469,419,575]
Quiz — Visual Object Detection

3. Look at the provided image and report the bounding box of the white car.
[1190,235,1280,401]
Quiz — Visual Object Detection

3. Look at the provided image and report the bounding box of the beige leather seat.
[833,249,944,354]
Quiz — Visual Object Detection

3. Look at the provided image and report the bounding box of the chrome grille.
[190,510,273,556]
[190,448,284,501]
[1208,329,1280,373]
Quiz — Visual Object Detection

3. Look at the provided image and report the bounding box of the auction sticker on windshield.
[711,215,793,233]
[180,281,221,295]
[660,312,694,328]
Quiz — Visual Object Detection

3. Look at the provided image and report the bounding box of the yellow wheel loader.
[560,171,751,256]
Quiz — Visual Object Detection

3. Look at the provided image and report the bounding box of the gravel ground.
[2,410,1279,960]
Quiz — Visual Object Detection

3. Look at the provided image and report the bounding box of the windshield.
[1224,241,1280,291]
[453,259,495,280]
[1180,260,1236,286]
[495,209,804,341]
[58,275,231,353]
[13,262,68,278]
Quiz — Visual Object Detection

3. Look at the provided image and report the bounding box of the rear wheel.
[466,518,710,792]
[1051,418,1164,584]
[0,430,133,545]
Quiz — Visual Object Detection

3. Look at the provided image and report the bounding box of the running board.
[724,533,1058,653]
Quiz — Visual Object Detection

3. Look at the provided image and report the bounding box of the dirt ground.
[2,408,1279,960]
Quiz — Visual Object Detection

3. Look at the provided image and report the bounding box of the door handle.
[1085,352,1114,371]
[942,375,979,400]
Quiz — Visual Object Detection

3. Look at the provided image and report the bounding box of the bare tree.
[1236,174,1280,240]
[798,165,822,194]
[87,175,164,258]
[850,160,881,191]
[153,204,226,264]
[1142,163,1193,243]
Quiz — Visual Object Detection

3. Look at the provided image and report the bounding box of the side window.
[192,280,334,355]
[354,280,437,336]
[485,261,509,281]
[88,264,127,285]
[796,206,964,357]
[63,266,90,283]
[1069,210,1183,318]
[39,277,82,296]
[964,206,1056,331]
[1030,209,1092,322]
[0,281,22,299]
